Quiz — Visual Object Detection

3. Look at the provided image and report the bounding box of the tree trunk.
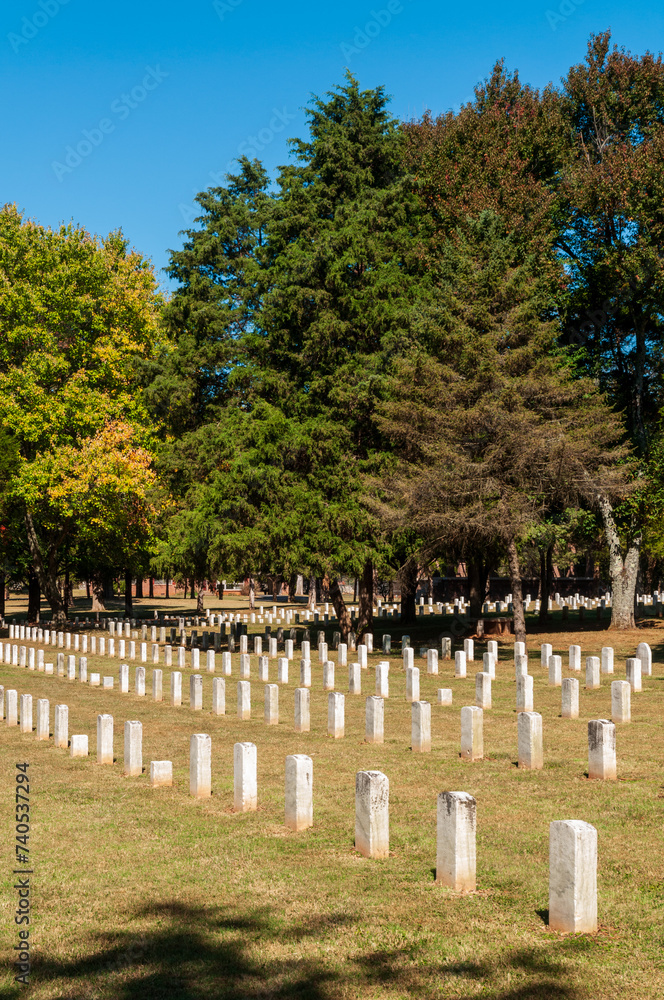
[329,577,352,641]
[165,577,170,599]
[149,577,154,598]
[399,557,418,625]
[124,568,133,618]
[249,577,255,610]
[538,543,554,624]
[356,559,374,638]
[506,536,527,643]
[91,579,106,612]
[103,574,114,600]
[135,576,143,598]
[307,574,316,612]
[217,580,223,601]
[27,567,40,623]
[183,578,188,599]
[467,555,487,618]
[598,496,640,629]
[295,573,304,597]
[24,511,68,623]
[196,584,204,615]
[0,570,5,618]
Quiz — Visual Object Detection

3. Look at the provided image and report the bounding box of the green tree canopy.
[0,205,165,621]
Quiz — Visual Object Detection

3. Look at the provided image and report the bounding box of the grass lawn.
[1,596,663,999]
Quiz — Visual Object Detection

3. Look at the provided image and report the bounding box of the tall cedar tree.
[375,213,630,642]
[161,75,427,636]
[404,36,656,627]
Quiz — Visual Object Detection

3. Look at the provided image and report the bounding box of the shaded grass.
[0,615,663,998]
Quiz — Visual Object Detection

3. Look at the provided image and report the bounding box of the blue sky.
[1,0,662,290]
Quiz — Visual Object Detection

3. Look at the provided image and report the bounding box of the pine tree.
[375,212,630,641]
[158,75,427,635]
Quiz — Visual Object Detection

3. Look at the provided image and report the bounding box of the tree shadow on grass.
[4,900,594,1000]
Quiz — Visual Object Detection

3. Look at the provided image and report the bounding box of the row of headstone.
[13,684,598,931]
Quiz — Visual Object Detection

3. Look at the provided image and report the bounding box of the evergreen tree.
[159,75,427,635]
[375,212,630,641]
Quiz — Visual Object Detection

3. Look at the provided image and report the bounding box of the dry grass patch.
[0,612,663,997]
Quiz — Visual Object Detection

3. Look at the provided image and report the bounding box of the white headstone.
[36,698,49,740]
[212,677,226,715]
[436,791,476,890]
[97,713,114,764]
[475,672,491,709]
[323,660,335,691]
[285,754,313,831]
[561,677,579,719]
[171,671,182,706]
[294,687,310,732]
[190,674,203,710]
[405,665,419,702]
[19,693,32,733]
[264,683,279,725]
[375,661,389,698]
[601,647,614,675]
[70,734,88,757]
[234,741,257,812]
[549,655,562,687]
[518,711,543,769]
[54,703,68,746]
[349,662,362,695]
[549,820,597,933]
[611,680,630,724]
[412,700,431,752]
[588,719,616,780]
[190,733,212,798]
[626,657,642,692]
[355,770,389,859]
[124,720,142,776]
[636,641,652,677]
[460,706,483,760]
[237,680,251,720]
[328,691,344,738]
[585,656,600,690]
[150,761,172,787]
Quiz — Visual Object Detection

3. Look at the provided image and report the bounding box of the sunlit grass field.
[1,594,663,999]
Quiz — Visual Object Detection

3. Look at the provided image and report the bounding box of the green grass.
[1,599,663,998]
